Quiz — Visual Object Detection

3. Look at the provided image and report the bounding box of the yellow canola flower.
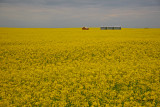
[0,28,160,106]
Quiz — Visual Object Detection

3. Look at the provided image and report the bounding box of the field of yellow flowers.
[0,28,160,106]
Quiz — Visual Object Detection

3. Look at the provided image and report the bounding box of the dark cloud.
[0,0,160,28]
[1,0,160,7]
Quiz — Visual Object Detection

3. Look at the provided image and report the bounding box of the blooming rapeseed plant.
[0,28,160,106]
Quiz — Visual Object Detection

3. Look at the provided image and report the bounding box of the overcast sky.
[0,0,160,28]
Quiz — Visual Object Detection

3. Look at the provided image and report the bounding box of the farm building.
[114,27,121,30]
[100,26,121,30]
[100,27,107,30]
[82,27,89,30]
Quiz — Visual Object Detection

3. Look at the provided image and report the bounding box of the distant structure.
[100,26,121,30]
[82,27,89,30]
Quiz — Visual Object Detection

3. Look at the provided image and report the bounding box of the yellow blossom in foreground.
[0,28,160,106]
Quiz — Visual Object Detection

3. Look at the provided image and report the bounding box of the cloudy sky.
[0,0,160,28]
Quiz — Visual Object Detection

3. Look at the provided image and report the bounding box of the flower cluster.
[0,28,160,106]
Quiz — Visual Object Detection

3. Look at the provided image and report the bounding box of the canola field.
[0,28,160,107]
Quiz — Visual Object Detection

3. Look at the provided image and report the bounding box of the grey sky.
[0,0,160,28]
